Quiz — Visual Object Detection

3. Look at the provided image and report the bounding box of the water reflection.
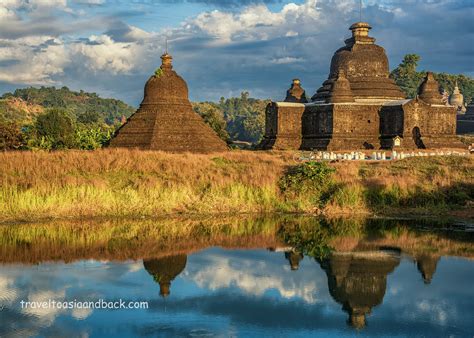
[143,255,187,297]
[414,254,440,284]
[285,250,304,271]
[1,216,473,336]
[319,252,400,329]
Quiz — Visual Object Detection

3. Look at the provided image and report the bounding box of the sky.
[0,0,473,106]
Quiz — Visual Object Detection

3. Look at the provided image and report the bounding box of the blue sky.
[0,0,473,106]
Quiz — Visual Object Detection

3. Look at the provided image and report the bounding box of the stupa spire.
[161,52,173,70]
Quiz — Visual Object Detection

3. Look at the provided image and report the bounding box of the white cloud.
[0,36,69,84]
[71,34,145,74]
[271,56,304,64]
[185,253,320,303]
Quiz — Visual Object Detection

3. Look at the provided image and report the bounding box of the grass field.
[0,149,473,222]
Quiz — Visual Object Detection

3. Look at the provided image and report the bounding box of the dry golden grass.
[0,149,472,222]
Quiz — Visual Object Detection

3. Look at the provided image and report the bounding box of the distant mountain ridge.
[0,86,135,125]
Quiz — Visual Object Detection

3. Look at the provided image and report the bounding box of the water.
[1,216,473,337]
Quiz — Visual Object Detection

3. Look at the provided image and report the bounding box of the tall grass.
[0,149,473,221]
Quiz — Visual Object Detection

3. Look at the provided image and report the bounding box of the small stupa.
[110,53,228,152]
[415,254,440,284]
[284,250,304,270]
[325,70,355,103]
[449,81,466,114]
[285,79,308,103]
[418,72,444,105]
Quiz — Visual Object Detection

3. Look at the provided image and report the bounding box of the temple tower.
[110,53,228,153]
[312,22,405,103]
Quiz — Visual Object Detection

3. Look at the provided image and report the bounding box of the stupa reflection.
[415,254,440,284]
[318,251,400,329]
[143,254,187,297]
[284,250,304,271]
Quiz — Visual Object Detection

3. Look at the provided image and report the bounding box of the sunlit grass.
[0,149,472,221]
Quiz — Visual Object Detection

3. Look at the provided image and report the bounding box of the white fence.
[295,150,470,162]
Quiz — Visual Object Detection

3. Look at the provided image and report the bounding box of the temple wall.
[263,100,465,151]
[260,102,305,150]
[380,105,404,137]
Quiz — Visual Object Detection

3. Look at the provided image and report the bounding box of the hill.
[0,86,135,125]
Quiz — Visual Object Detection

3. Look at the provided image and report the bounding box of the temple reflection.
[414,254,440,284]
[143,254,187,297]
[319,251,400,329]
[285,250,304,271]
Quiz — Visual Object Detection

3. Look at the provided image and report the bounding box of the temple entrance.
[412,127,425,149]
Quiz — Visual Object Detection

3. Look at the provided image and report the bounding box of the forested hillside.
[0,86,270,150]
[193,92,270,143]
[1,86,135,125]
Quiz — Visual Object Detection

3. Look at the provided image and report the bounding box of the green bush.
[75,127,113,150]
[34,108,76,149]
[0,121,23,150]
[280,161,335,195]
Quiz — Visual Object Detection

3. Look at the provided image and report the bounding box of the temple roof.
[312,22,405,103]
[142,53,189,105]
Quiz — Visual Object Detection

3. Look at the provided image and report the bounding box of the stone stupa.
[110,53,228,153]
[285,79,308,103]
[449,81,466,114]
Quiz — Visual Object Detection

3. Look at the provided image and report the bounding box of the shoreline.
[1,209,472,226]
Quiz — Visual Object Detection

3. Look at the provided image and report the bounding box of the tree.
[390,54,474,103]
[77,110,100,124]
[35,108,76,149]
[0,121,23,150]
[219,92,269,143]
[193,102,229,142]
[390,54,425,98]
[74,126,113,150]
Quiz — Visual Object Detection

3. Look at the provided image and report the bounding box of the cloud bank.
[0,0,472,104]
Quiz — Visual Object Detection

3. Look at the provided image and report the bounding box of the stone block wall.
[302,104,380,150]
[260,102,305,150]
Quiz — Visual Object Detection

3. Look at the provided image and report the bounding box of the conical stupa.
[109,53,228,152]
[449,81,466,113]
[418,72,443,105]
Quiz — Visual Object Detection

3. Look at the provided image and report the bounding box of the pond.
[1,216,473,337]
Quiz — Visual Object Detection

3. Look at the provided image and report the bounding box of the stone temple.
[110,53,228,153]
[261,22,464,150]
